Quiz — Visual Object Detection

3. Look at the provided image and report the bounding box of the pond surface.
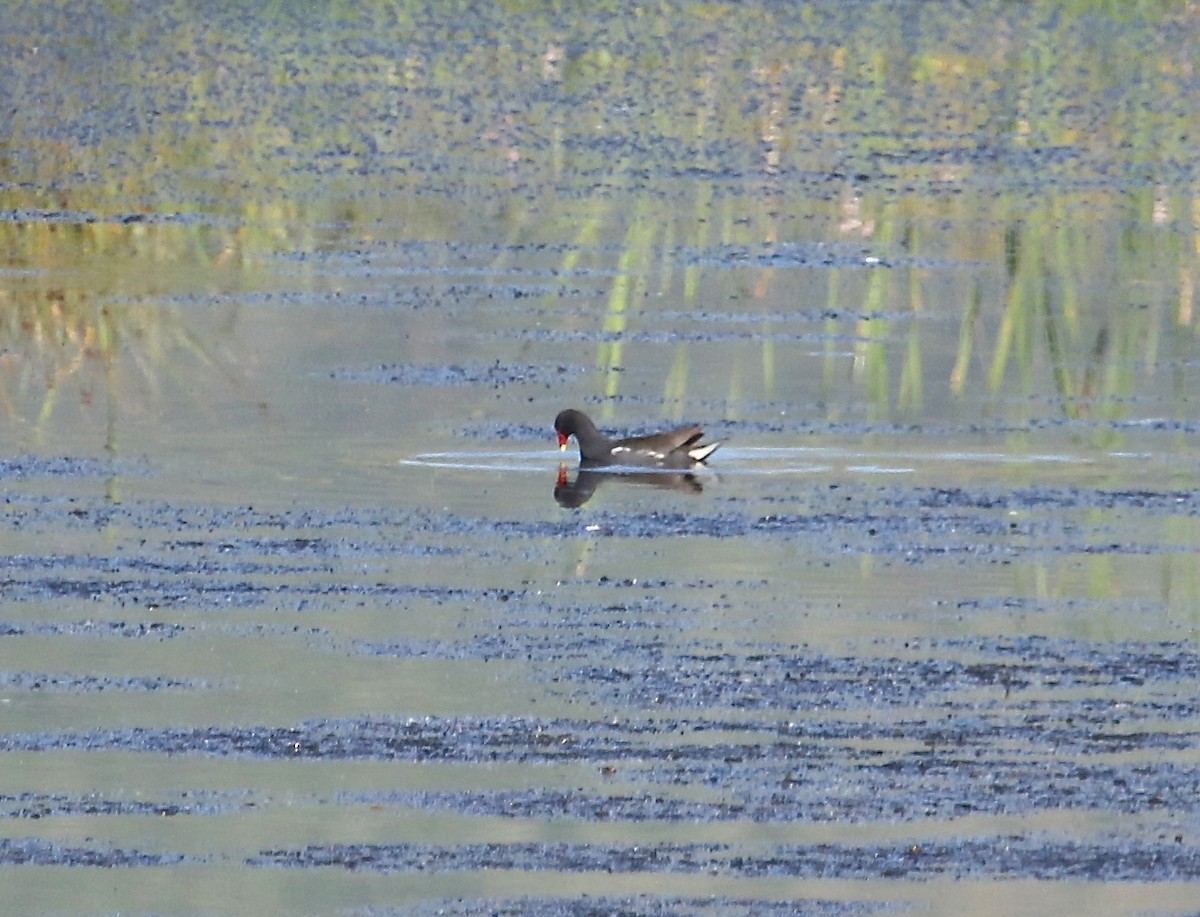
[2,2,1200,915]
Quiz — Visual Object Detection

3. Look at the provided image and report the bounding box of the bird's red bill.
[557,432,569,450]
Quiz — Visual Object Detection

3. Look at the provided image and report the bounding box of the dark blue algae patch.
[0,791,239,819]
[337,744,1200,823]
[678,241,894,269]
[558,636,1200,711]
[0,498,519,547]
[0,548,342,579]
[0,716,640,761]
[914,485,1200,514]
[0,571,519,612]
[360,629,1200,707]
[0,837,192,867]
[0,619,186,639]
[0,208,229,227]
[0,671,206,692]
[383,896,891,917]
[509,326,867,346]
[6,704,1200,826]
[332,361,583,387]
[248,836,1200,881]
[339,789,759,822]
[628,748,1200,823]
[0,456,136,480]
[456,421,559,443]
[162,535,458,560]
[157,282,600,312]
[11,489,1183,556]
[356,630,673,662]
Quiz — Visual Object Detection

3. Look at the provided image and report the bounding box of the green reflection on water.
[0,0,1195,437]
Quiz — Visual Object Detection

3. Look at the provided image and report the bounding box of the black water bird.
[553,408,721,468]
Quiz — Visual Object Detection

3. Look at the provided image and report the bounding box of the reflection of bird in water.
[554,464,711,508]
[553,409,721,468]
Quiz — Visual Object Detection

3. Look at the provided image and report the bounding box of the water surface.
[2,3,1199,915]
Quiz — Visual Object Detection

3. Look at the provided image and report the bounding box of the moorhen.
[554,408,721,468]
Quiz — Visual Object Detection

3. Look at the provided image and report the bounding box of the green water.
[1,2,1199,914]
